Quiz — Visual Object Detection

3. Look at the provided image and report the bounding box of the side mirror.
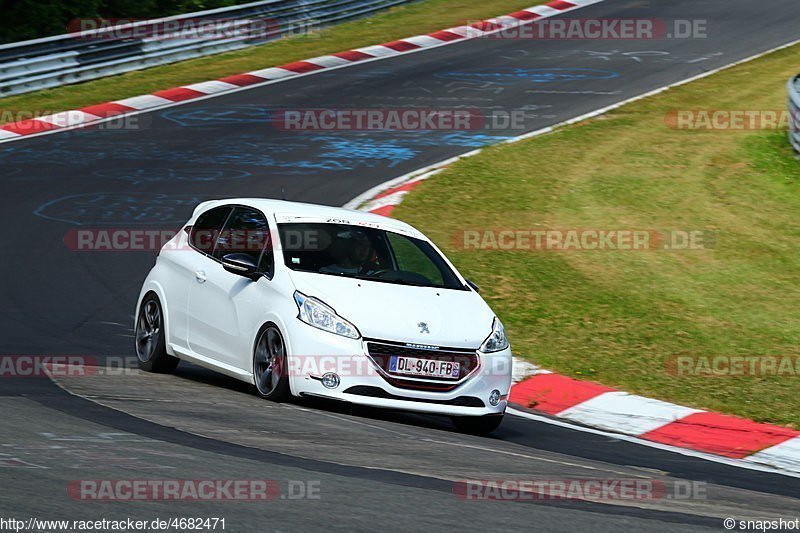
[465,279,480,293]
[222,253,260,281]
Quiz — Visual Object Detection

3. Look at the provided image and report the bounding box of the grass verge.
[395,43,800,427]
[0,0,543,124]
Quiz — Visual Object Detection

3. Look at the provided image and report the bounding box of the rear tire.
[253,324,291,401]
[135,294,179,373]
[451,414,504,435]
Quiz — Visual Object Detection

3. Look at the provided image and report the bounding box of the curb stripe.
[470,21,503,32]
[426,30,465,42]
[36,110,101,127]
[331,50,375,61]
[113,94,174,110]
[382,40,421,52]
[80,102,135,118]
[1,120,59,135]
[218,73,266,86]
[446,26,480,38]
[373,179,424,200]
[525,5,562,16]
[548,0,578,9]
[153,87,207,102]
[303,55,353,68]
[401,35,446,48]
[246,66,296,80]
[353,45,402,58]
[508,10,542,20]
[641,412,800,459]
[745,436,800,472]
[279,61,326,74]
[183,80,240,94]
[0,129,21,139]
[557,391,702,435]
[508,373,614,414]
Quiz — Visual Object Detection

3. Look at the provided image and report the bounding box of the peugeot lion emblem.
[418,322,430,334]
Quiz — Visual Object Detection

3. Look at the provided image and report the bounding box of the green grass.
[0,0,543,124]
[395,43,800,427]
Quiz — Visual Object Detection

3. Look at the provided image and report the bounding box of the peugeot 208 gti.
[135,199,512,434]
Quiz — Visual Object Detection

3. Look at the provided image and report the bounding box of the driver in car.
[320,229,377,275]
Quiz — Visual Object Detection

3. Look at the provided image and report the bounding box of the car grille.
[365,339,480,392]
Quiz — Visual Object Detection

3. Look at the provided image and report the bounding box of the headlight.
[480,317,509,353]
[294,291,360,339]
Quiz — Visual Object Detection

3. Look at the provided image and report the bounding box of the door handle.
[195,270,207,283]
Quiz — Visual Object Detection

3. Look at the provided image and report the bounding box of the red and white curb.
[350,179,800,479]
[509,371,800,474]
[0,0,604,143]
[343,154,464,215]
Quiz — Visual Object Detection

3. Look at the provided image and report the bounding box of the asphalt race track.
[1,0,799,530]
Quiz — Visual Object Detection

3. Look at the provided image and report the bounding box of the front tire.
[253,324,290,401]
[135,294,179,373]
[451,414,504,435]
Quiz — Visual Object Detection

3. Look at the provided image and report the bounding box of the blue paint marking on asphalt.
[310,131,513,149]
[34,193,206,225]
[92,168,252,186]
[1,136,350,172]
[6,129,512,179]
[435,68,620,84]
[318,139,419,168]
[426,132,513,147]
[160,105,273,127]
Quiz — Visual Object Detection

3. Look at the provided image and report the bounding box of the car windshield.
[277,222,465,290]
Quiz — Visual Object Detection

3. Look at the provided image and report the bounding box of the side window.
[189,206,232,254]
[214,207,272,275]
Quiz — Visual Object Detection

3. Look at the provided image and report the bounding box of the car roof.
[193,198,423,238]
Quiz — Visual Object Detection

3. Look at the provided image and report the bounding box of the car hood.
[288,271,495,349]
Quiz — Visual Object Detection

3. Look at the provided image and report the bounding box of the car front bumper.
[285,322,512,417]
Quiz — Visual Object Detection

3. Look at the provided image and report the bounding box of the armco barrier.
[0,0,415,96]
[789,74,800,155]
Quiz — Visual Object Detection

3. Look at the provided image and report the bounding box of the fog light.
[489,389,501,406]
[322,372,340,389]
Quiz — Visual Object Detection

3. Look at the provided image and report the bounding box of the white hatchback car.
[135,199,512,434]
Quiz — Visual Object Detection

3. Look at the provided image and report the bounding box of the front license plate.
[389,356,460,378]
